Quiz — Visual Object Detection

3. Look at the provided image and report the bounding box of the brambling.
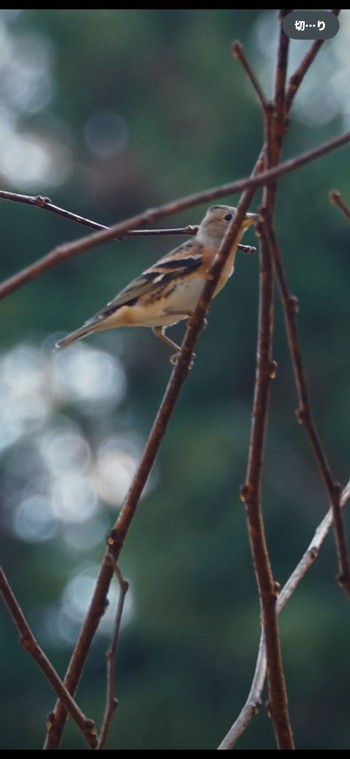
[55,204,258,363]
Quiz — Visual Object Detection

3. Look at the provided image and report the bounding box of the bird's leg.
[152,323,196,366]
[163,310,196,364]
[152,326,181,353]
[157,308,209,364]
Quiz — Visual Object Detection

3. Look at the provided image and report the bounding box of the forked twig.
[218,478,350,749]
[0,566,97,749]
[0,189,254,251]
[97,560,129,750]
[262,218,350,598]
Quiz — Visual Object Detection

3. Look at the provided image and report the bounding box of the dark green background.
[0,10,350,750]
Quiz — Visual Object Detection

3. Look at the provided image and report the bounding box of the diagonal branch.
[329,189,350,222]
[0,565,97,749]
[0,189,202,239]
[218,477,350,749]
[232,40,268,110]
[43,187,259,750]
[1,130,349,301]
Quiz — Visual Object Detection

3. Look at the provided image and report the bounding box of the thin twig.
[0,565,98,749]
[0,189,258,253]
[0,190,255,256]
[97,560,129,750]
[329,189,350,222]
[263,219,350,597]
[218,477,350,749]
[273,10,290,147]
[232,40,268,110]
[1,130,349,301]
[0,189,190,238]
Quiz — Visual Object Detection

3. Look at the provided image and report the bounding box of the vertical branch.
[274,9,291,150]
[263,220,350,597]
[276,12,350,595]
[226,18,350,744]
[242,215,294,748]
[240,13,294,749]
[97,562,129,750]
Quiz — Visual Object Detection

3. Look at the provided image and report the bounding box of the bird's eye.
[224,213,233,221]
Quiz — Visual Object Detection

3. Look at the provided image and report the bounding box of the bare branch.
[274,10,291,146]
[240,217,294,748]
[262,219,350,598]
[0,190,185,239]
[0,189,258,254]
[97,560,129,750]
[218,477,350,749]
[237,25,295,748]
[1,130,349,301]
[0,565,97,749]
[329,189,350,222]
[223,23,350,750]
[0,190,200,238]
[232,40,268,111]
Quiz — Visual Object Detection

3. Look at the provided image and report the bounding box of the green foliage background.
[0,9,350,750]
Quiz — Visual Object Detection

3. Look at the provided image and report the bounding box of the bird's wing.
[107,240,203,306]
[79,240,204,328]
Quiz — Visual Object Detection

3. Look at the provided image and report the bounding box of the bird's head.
[198,204,258,245]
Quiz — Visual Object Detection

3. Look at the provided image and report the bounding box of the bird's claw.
[170,351,196,368]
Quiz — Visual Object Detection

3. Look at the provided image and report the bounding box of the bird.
[55,204,258,363]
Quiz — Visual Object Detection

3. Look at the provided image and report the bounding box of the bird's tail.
[54,324,94,351]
